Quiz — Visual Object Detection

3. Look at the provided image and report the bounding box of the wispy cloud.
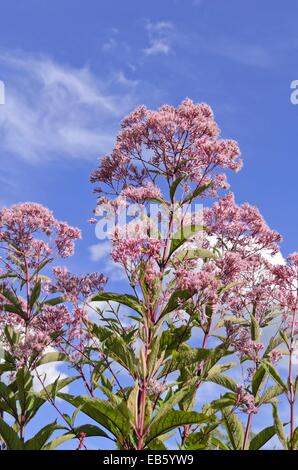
[89,241,126,281]
[206,39,274,68]
[0,52,136,163]
[143,20,174,56]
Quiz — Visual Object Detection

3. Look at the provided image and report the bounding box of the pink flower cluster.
[272,253,298,314]
[0,203,81,260]
[10,304,71,366]
[120,183,162,203]
[90,99,242,198]
[176,264,220,304]
[49,267,107,303]
[236,385,258,414]
[204,193,281,255]
[112,237,162,266]
[225,321,264,361]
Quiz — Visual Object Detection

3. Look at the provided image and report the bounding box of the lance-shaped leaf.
[169,224,205,257]
[38,376,80,400]
[34,352,69,367]
[145,410,207,446]
[160,324,192,357]
[0,417,23,450]
[272,402,287,449]
[257,385,284,406]
[149,379,198,430]
[206,373,238,392]
[43,296,66,306]
[29,280,42,310]
[173,248,217,263]
[261,361,288,392]
[169,176,185,202]
[43,424,109,450]
[205,362,236,380]
[1,287,24,317]
[92,326,138,375]
[16,367,33,416]
[222,408,244,450]
[161,289,193,316]
[181,183,212,204]
[249,425,276,450]
[252,365,266,396]
[24,422,64,450]
[59,394,131,440]
[91,292,144,316]
[0,382,18,417]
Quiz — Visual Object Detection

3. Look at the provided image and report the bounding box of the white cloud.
[115,71,139,87]
[203,39,274,68]
[261,250,286,266]
[89,241,111,262]
[0,52,136,162]
[32,347,69,393]
[89,241,126,281]
[143,20,174,56]
[33,361,68,392]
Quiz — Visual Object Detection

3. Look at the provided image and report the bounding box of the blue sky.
[0,0,297,448]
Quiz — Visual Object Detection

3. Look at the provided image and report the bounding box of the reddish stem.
[288,308,297,449]
[243,413,253,450]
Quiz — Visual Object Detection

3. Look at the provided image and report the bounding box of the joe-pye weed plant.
[0,99,297,450]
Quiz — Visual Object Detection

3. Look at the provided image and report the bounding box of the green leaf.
[252,365,266,396]
[272,402,287,449]
[73,423,109,439]
[44,296,66,306]
[35,352,69,367]
[24,422,63,450]
[0,417,23,450]
[210,436,230,450]
[127,381,139,427]
[59,394,130,440]
[1,288,24,317]
[161,289,193,316]
[29,280,42,309]
[91,292,144,316]
[182,183,212,204]
[42,433,76,450]
[257,385,284,405]
[39,376,80,399]
[4,325,20,347]
[207,373,238,392]
[150,380,197,429]
[250,313,261,342]
[173,248,217,262]
[0,382,18,417]
[16,367,33,415]
[170,176,184,202]
[249,425,276,450]
[205,362,236,379]
[261,361,288,392]
[92,327,138,375]
[160,324,192,357]
[145,410,207,446]
[43,423,109,449]
[222,408,244,450]
[169,224,205,257]
[293,426,298,450]
[184,430,211,450]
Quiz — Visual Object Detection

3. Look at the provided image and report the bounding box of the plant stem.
[243,413,252,450]
[288,308,297,449]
